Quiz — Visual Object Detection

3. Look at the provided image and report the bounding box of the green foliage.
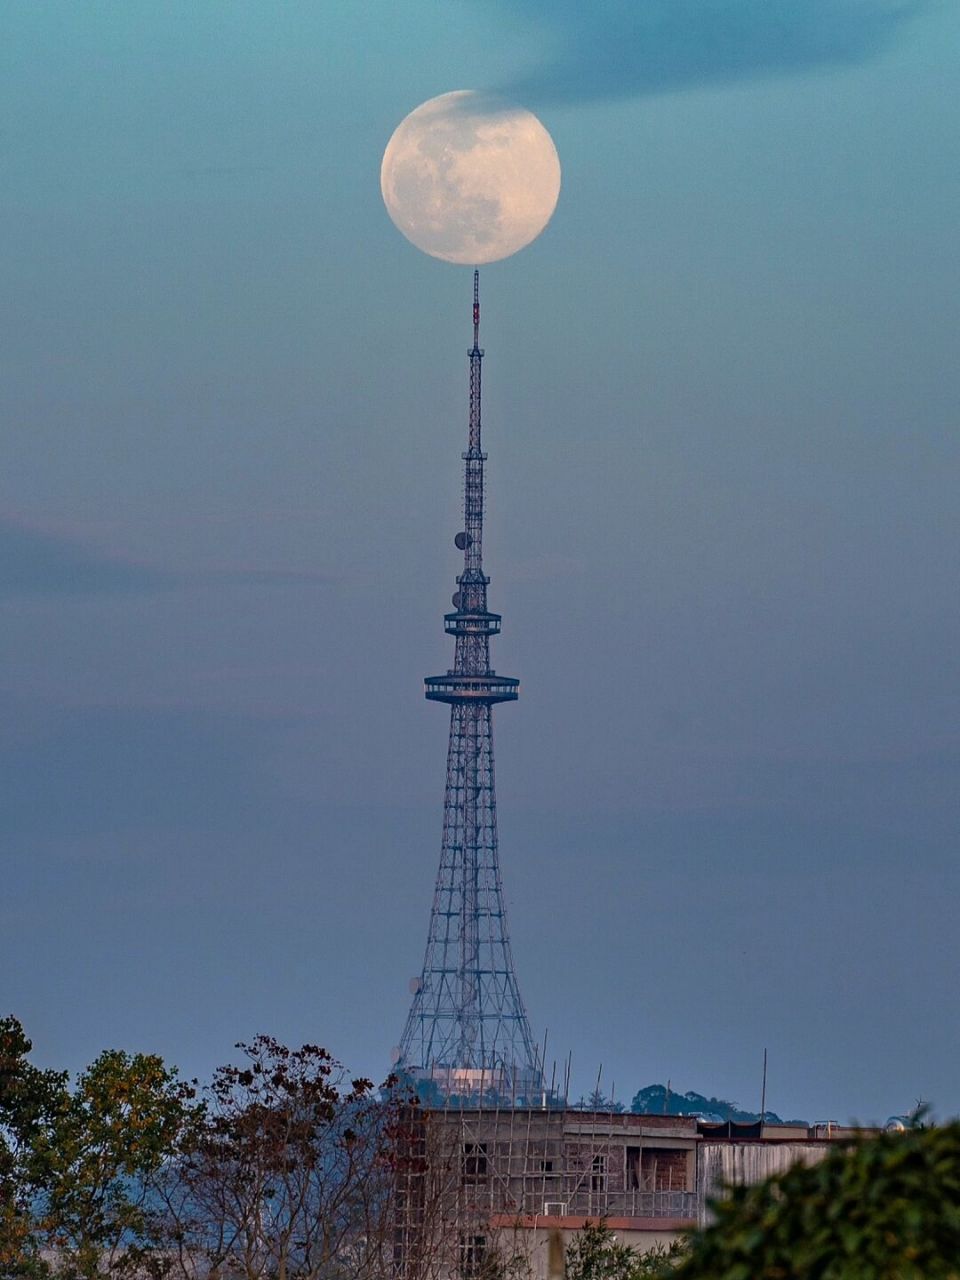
[580,1091,625,1114]
[1,1016,198,1279]
[1,1023,402,1280]
[673,1121,960,1280]
[0,1015,70,1277]
[0,1017,69,1142]
[31,1048,198,1277]
[565,1222,685,1280]
[629,1084,802,1125]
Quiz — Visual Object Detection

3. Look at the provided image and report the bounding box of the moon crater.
[381,91,561,265]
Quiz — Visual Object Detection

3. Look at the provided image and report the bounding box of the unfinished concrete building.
[394,1106,872,1279]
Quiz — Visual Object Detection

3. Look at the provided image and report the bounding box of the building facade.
[394,1106,873,1279]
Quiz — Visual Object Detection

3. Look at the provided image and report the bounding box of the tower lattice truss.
[397,272,541,1099]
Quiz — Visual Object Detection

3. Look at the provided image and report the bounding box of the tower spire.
[472,267,480,350]
[397,272,541,1100]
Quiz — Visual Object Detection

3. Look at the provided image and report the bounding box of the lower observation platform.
[399,1061,544,1103]
[424,672,519,704]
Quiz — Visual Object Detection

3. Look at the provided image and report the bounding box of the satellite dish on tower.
[455,531,472,550]
[409,976,422,995]
[452,592,462,609]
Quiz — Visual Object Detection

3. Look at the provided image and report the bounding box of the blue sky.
[2,0,958,1122]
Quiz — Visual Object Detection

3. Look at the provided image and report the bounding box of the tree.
[1,1018,196,1279]
[673,1120,960,1279]
[154,1036,402,1280]
[33,1049,197,1278]
[582,1092,625,1115]
[564,1222,684,1280]
[628,1084,796,1124]
[0,1015,69,1276]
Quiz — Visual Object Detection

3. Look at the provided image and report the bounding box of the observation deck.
[443,609,502,638]
[424,671,519,704]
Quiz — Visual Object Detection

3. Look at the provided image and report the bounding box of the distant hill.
[630,1083,807,1126]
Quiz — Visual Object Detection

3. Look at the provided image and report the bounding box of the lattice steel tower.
[397,272,541,1100]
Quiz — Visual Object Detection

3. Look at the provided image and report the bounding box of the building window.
[463,1142,488,1184]
[460,1234,487,1277]
[591,1154,606,1193]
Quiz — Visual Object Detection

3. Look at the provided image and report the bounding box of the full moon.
[380,90,561,265]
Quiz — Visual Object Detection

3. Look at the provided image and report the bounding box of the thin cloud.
[0,516,330,600]
[0,517,171,598]
[491,0,927,104]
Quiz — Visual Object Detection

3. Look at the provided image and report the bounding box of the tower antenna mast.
[397,271,540,1099]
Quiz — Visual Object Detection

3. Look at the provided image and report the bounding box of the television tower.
[397,271,541,1099]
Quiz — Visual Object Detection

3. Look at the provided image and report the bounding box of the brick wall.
[640,1148,689,1191]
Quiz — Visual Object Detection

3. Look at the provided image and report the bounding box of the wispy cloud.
[491,0,926,104]
[0,517,330,600]
[0,517,170,598]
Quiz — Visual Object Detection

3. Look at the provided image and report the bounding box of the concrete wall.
[696,1141,833,1226]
